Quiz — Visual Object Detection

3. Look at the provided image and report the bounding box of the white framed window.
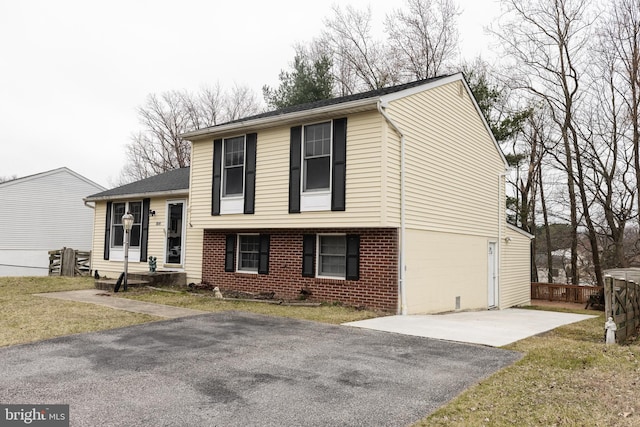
[223,136,245,197]
[111,201,142,248]
[317,234,346,278]
[303,122,332,192]
[237,234,260,273]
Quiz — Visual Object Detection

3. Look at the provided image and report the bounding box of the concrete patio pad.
[343,308,597,347]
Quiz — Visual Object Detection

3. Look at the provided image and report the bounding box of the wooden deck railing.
[531,282,602,304]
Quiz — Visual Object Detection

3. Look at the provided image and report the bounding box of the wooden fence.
[604,276,640,344]
[531,282,602,304]
[48,248,91,277]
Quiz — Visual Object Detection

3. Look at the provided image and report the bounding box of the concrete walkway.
[344,308,597,347]
[34,289,209,318]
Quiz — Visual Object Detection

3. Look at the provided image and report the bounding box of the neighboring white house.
[0,167,105,276]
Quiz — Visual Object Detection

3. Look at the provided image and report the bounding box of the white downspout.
[377,100,408,315]
[498,172,506,308]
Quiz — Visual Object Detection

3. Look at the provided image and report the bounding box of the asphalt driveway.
[0,311,521,426]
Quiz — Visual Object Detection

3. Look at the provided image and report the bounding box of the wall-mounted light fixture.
[504,236,512,243]
[149,209,156,216]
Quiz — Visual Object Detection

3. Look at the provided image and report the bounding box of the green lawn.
[0,276,157,347]
[2,277,639,425]
[418,309,640,426]
[120,285,382,324]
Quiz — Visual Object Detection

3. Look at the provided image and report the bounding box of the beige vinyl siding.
[404,228,490,314]
[184,227,203,284]
[189,111,388,229]
[500,226,532,308]
[384,80,505,236]
[90,198,185,278]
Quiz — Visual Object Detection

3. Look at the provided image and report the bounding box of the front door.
[488,242,497,308]
[166,201,185,265]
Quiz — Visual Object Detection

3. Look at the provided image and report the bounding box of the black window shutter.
[140,198,150,262]
[302,234,316,277]
[212,139,223,216]
[225,234,236,272]
[244,133,257,214]
[289,126,302,213]
[258,234,270,274]
[104,201,112,260]
[346,234,360,281]
[332,118,347,211]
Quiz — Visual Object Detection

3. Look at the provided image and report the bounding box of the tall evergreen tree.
[263,53,334,109]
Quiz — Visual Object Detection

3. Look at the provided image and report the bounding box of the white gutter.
[377,100,408,316]
[84,189,189,203]
[182,98,379,140]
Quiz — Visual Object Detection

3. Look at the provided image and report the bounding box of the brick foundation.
[201,228,399,312]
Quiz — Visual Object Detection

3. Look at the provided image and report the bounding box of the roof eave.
[507,223,535,239]
[84,189,189,202]
[181,97,380,140]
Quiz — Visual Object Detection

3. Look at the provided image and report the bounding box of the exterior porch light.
[122,212,134,291]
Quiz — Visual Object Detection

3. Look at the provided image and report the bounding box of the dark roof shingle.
[197,74,453,131]
[86,167,189,200]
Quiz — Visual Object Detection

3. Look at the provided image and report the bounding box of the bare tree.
[583,0,640,268]
[318,5,399,94]
[121,84,261,183]
[385,0,461,80]
[600,0,640,231]
[495,0,598,285]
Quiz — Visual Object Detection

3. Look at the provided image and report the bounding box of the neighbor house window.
[223,136,245,197]
[238,234,260,272]
[318,235,346,278]
[303,122,331,192]
[111,201,142,248]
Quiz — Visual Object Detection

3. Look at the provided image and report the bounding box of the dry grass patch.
[120,286,383,324]
[0,276,158,347]
[418,309,640,427]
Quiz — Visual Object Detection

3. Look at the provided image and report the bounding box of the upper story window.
[223,136,245,197]
[212,133,257,216]
[289,118,346,213]
[303,122,331,192]
[111,201,142,248]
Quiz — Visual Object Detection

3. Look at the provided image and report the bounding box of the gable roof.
[182,74,455,140]
[85,167,190,201]
[181,72,508,169]
[0,167,105,192]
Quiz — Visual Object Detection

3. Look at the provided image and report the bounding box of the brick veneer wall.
[201,228,398,312]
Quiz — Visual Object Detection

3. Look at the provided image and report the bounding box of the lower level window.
[318,235,346,278]
[238,234,260,272]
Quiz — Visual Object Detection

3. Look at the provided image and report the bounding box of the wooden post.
[604,276,612,320]
[61,247,76,277]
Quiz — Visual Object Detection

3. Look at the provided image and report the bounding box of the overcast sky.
[0,0,500,188]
